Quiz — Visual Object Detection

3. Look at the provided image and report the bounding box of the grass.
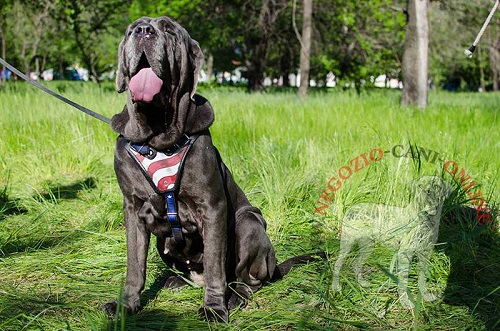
[0,81,498,330]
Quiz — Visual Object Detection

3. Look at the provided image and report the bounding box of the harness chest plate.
[126,134,197,193]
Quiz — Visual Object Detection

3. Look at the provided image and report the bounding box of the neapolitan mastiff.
[101,16,322,322]
[331,176,450,308]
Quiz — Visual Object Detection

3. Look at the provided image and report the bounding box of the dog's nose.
[134,23,155,37]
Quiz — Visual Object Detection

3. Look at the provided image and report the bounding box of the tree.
[487,23,500,91]
[261,2,300,87]
[0,0,8,86]
[17,1,53,77]
[0,1,59,78]
[313,1,406,91]
[427,0,496,91]
[296,0,312,97]
[241,0,289,91]
[54,0,131,81]
[1,0,494,93]
[401,0,429,108]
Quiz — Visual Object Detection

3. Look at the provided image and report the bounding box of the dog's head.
[413,176,451,217]
[111,16,214,149]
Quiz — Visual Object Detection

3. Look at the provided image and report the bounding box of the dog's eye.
[158,20,175,35]
[164,26,175,35]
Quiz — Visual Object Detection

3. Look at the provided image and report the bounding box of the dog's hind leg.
[331,236,355,292]
[353,237,374,288]
[227,209,276,310]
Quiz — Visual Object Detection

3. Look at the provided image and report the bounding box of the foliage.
[313,0,406,90]
[0,83,498,330]
[429,0,500,91]
[0,0,499,91]
[52,0,132,81]
[0,0,130,80]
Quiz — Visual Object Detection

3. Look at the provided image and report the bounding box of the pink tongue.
[129,67,163,102]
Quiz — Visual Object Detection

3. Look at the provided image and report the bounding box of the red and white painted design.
[132,146,188,192]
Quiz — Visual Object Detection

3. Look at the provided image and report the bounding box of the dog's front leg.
[103,196,150,316]
[198,201,228,322]
[416,248,437,302]
[396,250,414,309]
[123,202,151,313]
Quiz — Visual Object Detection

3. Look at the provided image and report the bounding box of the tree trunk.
[21,38,30,77]
[280,46,291,87]
[492,51,499,91]
[246,42,267,92]
[401,0,429,109]
[206,53,213,82]
[0,14,5,86]
[298,0,312,97]
[491,43,499,92]
[478,45,486,92]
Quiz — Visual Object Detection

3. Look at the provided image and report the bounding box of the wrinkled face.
[116,16,203,103]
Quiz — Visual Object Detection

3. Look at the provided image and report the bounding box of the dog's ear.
[185,94,214,133]
[110,105,129,134]
[189,39,204,98]
[116,39,128,93]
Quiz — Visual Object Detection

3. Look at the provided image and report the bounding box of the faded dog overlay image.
[331,176,450,308]
[315,143,496,314]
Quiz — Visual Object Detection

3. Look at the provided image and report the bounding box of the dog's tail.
[271,251,327,281]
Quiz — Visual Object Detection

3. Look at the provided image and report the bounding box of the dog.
[331,176,450,308]
[101,16,322,322]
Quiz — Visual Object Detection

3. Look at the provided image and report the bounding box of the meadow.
[0,81,498,330]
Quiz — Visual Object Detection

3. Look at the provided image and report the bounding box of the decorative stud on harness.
[127,134,198,242]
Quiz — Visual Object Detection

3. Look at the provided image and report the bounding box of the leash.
[465,0,499,57]
[0,57,111,124]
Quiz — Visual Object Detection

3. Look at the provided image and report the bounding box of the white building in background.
[374,74,402,89]
[288,71,331,88]
[326,71,336,87]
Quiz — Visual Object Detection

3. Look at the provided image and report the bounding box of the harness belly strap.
[127,134,198,243]
[166,193,183,242]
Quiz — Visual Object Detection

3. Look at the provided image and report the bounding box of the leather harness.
[127,134,198,242]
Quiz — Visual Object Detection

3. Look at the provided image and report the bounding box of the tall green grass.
[0,82,498,330]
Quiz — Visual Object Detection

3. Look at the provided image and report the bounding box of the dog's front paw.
[331,277,341,292]
[198,306,228,322]
[101,300,119,317]
[227,292,248,310]
[422,290,437,302]
[100,299,139,317]
[356,274,370,288]
[399,292,415,309]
